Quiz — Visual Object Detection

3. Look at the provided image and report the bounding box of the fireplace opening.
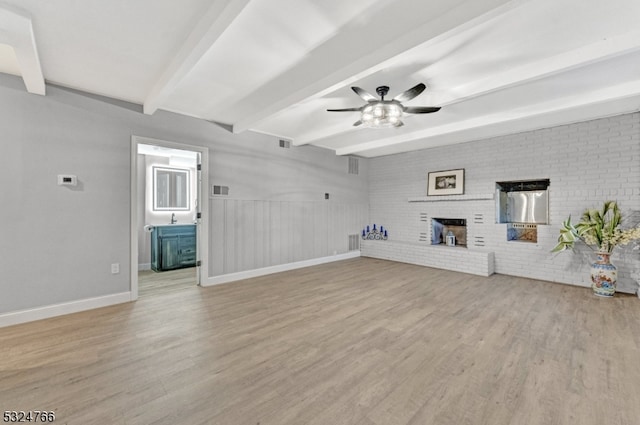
[431,218,467,247]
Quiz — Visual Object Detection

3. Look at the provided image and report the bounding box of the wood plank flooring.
[138,267,197,297]
[1,257,639,425]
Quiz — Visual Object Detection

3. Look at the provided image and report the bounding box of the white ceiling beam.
[296,30,640,147]
[335,79,640,156]
[439,30,640,106]
[230,0,523,134]
[355,94,640,157]
[143,0,251,115]
[0,4,45,95]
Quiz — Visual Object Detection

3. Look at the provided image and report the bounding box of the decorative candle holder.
[362,224,388,240]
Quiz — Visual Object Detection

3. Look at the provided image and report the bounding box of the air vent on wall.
[473,214,484,224]
[348,234,360,251]
[419,212,429,242]
[473,236,486,247]
[348,157,359,175]
[212,185,229,196]
[279,139,291,149]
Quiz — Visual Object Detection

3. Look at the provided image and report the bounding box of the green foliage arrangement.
[552,201,640,254]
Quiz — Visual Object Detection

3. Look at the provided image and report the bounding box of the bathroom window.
[153,166,190,210]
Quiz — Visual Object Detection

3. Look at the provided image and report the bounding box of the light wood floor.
[1,258,639,425]
[138,267,197,297]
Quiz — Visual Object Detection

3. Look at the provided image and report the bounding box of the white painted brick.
[368,113,640,293]
[361,240,494,277]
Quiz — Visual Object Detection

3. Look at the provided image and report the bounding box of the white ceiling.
[2,0,639,157]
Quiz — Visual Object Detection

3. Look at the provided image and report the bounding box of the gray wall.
[0,74,369,314]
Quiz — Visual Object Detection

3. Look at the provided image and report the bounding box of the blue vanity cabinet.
[150,225,197,271]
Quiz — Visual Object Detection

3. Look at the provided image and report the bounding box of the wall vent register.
[348,234,360,251]
[212,185,229,196]
[419,212,429,242]
[348,157,359,175]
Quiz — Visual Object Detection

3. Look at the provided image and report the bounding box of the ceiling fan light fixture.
[361,102,403,128]
[328,83,438,128]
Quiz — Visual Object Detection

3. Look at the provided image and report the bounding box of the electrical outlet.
[111,263,120,274]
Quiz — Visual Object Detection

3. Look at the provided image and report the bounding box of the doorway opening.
[130,136,209,299]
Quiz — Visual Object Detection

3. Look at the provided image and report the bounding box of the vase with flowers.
[552,201,640,297]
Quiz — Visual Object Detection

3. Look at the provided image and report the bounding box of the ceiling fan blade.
[404,106,441,114]
[351,86,377,102]
[353,120,363,126]
[393,83,426,103]
[327,107,362,112]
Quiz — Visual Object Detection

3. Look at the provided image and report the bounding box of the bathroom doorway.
[130,136,209,299]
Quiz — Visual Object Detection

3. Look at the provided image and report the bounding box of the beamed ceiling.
[1,0,639,157]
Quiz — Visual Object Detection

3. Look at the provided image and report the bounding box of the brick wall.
[367,113,640,293]
[361,240,494,276]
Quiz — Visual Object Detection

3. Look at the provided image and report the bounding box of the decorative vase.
[590,252,617,297]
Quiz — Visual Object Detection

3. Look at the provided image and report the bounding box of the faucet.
[170,213,177,224]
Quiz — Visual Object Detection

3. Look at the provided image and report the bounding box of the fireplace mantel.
[408,193,494,202]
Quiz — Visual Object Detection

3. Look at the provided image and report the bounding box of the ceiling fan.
[327,83,440,128]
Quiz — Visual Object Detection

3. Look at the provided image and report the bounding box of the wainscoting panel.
[209,199,368,277]
[210,200,226,275]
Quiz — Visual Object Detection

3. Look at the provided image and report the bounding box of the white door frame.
[130,135,209,300]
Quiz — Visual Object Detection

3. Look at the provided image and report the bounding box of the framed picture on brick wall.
[427,168,465,196]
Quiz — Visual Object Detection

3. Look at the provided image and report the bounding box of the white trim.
[202,251,361,286]
[138,263,151,271]
[130,137,139,300]
[131,135,210,299]
[408,193,494,202]
[0,292,131,328]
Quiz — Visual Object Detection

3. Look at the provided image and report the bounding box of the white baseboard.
[138,263,151,271]
[202,251,361,287]
[0,292,132,328]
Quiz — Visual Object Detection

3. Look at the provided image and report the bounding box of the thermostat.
[57,174,77,186]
